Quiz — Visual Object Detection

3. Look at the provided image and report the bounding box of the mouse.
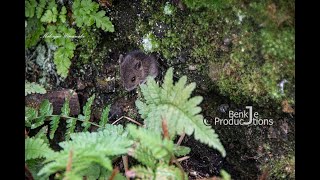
[119,50,159,91]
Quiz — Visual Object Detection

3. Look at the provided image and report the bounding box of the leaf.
[220,169,231,180]
[136,67,226,157]
[127,124,174,166]
[155,164,187,180]
[25,107,38,127]
[25,0,37,18]
[61,97,70,116]
[99,105,111,128]
[130,166,155,179]
[49,116,60,139]
[25,82,46,96]
[34,125,49,144]
[53,46,74,78]
[36,0,47,19]
[39,100,53,117]
[173,145,191,157]
[38,127,132,178]
[25,137,54,161]
[93,11,114,32]
[81,94,95,131]
[65,118,77,140]
[59,6,67,23]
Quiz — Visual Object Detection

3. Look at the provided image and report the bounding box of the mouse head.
[119,54,145,91]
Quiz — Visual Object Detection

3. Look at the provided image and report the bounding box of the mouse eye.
[131,76,136,82]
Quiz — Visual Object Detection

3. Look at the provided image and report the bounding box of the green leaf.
[49,116,60,139]
[81,94,95,131]
[130,166,154,179]
[136,67,226,157]
[220,169,231,180]
[38,127,132,178]
[65,118,77,140]
[155,164,187,180]
[36,0,47,19]
[25,18,45,48]
[99,105,111,128]
[53,46,74,78]
[127,124,174,166]
[61,98,70,116]
[93,11,114,32]
[39,100,53,116]
[34,125,49,144]
[59,6,67,23]
[25,137,54,161]
[25,0,37,18]
[25,82,46,96]
[173,145,191,157]
[25,107,38,127]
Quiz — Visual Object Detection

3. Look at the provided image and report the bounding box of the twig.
[176,130,185,145]
[111,116,143,126]
[66,149,73,173]
[108,167,119,180]
[122,155,129,180]
[174,156,190,162]
[161,117,169,139]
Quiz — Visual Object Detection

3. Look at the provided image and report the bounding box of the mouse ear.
[119,54,124,64]
[135,60,142,70]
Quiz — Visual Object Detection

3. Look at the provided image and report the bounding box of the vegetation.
[25,0,114,78]
[133,0,295,107]
[25,68,226,179]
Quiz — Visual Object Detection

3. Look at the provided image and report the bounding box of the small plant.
[136,67,226,157]
[25,68,227,179]
[25,0,114,78]
[25,81,47,96]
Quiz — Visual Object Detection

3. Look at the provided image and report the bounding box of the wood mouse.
[119,50,159,91]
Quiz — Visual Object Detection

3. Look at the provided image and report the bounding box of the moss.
[263,154,295,179]
[76,27,101,65]
[131,0,294,108]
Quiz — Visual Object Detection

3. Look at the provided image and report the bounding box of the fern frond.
[155,164,187,180]
[38,127,132,178]
[36,0,47,19]
[127,124,174,165]
[81,94,95,131]
[65,118,77,140]
[136,67,226,157]
[130,165,155,179]
[25,82,46,96]
[49,116,60,140]
[173,145,191,157]
[99,105,111,128]
[25,137,54,161]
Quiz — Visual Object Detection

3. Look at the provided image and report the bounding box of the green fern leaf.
[38,126,132,178]
[34,125,49,144]
[49,116,60,140]
[25,0,37,18]
[25,82,46,96]
[127,124,174,166]
[31,100,53,129]
[61,97,70,116]
[65,118,77,140]
[130,166,155,179]
[99,105,111,128]
[59,6,67,23]
[25,18,45,48]
[25,137,54,161]
[93,11,115,32]
[136,67,226,157]
[173,145,191,157]
[155,164,187,180]
[25,107,38,127]
[81,94,95,131]
[53,46,74,78]
[36,0,47,19]
[40,7,58,23]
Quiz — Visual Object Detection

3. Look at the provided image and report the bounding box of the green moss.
[77,27,101,65]
[131,0,294,107]
[263,154,295,179]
